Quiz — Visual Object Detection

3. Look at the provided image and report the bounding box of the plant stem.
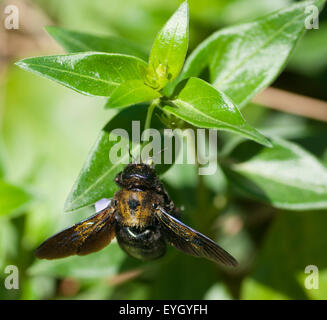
[253,86,327,122]
[143,99,159,145]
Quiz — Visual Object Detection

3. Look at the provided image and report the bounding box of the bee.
[35,163,238,267]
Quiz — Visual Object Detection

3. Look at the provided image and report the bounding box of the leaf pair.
[146,1,189,90]
[107,1,189,103]
[15,0,327,213]
[16,2,189,108]
[15,1,269,144]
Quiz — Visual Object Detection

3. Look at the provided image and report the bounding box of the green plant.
[14,0,327,299]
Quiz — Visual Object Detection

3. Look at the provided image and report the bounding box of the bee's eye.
[152,203,158,209]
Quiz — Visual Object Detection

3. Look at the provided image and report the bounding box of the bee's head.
[114,163,158,189]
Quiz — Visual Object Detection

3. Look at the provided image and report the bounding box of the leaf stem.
[143,99,159,144]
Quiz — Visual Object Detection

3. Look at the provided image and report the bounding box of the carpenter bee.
[35,163,238,267]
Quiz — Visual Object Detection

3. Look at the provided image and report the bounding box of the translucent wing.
[156,207,238,267]
[35,205,116,260]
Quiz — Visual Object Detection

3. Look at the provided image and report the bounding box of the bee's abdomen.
[115,224,166,261]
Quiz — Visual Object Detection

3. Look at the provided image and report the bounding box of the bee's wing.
[155,207,238,267]
[35,205,116,260]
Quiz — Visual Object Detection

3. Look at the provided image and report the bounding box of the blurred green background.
[0,0,327,300]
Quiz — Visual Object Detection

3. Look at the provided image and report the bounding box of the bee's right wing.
[155,207,238,267]
[35,204,116,260]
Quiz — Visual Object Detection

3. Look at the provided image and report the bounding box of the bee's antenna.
[126,145,138,164]
[144,147,168,168]
[148,158,154,168]
[158,146,168,155]
[143,152,149,166]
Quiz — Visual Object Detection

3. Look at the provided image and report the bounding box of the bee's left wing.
[35,205,116,260]
[155,207,238,267]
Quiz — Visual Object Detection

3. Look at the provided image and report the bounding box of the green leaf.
[162,77,271,147]
[0,180,32,216]
[28,242,125,279]
[46,26,148,60]
[16,53,148,97]
[288,21,327,76]
[224,137,327,210]
[204,283,233,300]
[178,0,325,107]
[0,219,17,270]
[146,1,189,89]
[150,251,218,299]
[105,80,160,109]
[241,211,327,299]
[65,104,176,212]
[0,143,6,179]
